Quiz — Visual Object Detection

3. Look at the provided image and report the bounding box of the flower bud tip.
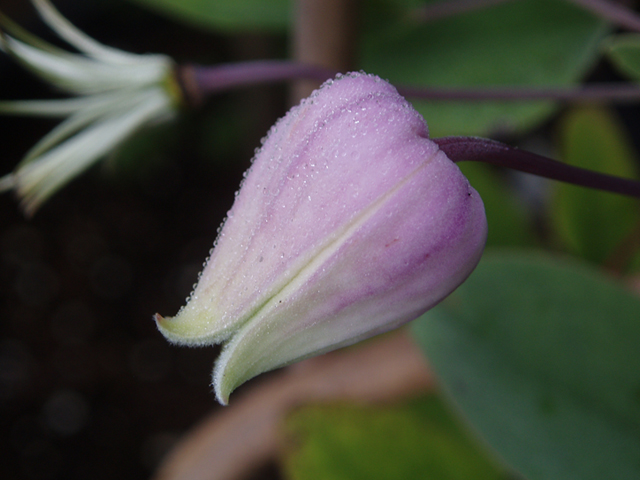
[156,72,487,404]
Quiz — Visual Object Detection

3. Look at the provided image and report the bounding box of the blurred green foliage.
[412,251,640,480]
[281,395,510,480]
[552,106,639,266]
[361,0,608,137]
[605,33,640,80]
[124,0,291,32]
[123,0,608,137]
[80,1,640,479]
[458,162,536,248]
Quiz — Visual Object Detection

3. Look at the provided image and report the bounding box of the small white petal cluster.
[0,0,178,215]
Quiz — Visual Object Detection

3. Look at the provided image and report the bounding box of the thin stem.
[434,136,640,199]
[413,0,640,33]
[396,83,640,102]
[566,0,640,33]
[185,61,640,105]
[179,62,338,105]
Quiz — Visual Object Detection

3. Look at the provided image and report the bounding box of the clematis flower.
[0,0,179,215]
[156,72,487,404]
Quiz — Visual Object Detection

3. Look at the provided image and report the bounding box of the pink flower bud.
[156,72,487,404]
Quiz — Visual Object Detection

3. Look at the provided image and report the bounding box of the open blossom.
[0,0,179,215]
[156,72,487,404]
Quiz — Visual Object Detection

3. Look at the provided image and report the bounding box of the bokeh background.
[1,1,640,479]
[0,1,290,478]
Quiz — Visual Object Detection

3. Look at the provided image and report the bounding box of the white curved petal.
[14,88,172,215]
[32,0,143,65]
[5,35,171,94]
[0,3,178,214]
[0,95,113,117]
[0,173,16,192]
[18,91,142,166]
[32,0,173,76]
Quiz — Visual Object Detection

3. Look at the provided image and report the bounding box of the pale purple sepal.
[156,72,487,404]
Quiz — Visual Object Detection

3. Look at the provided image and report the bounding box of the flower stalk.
[434,136,640,199]
[182,61,640,104]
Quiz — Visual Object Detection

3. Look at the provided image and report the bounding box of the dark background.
[0,1,288,478]
[2,2,640,479]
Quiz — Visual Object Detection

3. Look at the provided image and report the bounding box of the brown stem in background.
[291,0,358,103]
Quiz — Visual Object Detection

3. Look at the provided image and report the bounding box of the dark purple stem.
[396,84,640,102]
[435,136,640,199]
[186,62,640,104]
[184,63,640,198]
[413,0,640,32]
[181,62,338,103]
[191,62,337,90]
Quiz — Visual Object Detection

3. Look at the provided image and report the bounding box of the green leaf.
[281,396,510,480]
[361,0,608,137]
[124,0,291,32]
[411,251,640,480]
[552,106,639,266]
[459,162,536,247]
[604,33,640,80]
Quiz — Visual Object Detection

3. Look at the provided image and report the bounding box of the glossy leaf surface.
[412,251,640,480]
[361,0,608,137]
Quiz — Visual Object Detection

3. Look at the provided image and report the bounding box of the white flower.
[0,0,179,215]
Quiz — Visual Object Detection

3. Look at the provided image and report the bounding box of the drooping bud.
[156,72,487,404]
